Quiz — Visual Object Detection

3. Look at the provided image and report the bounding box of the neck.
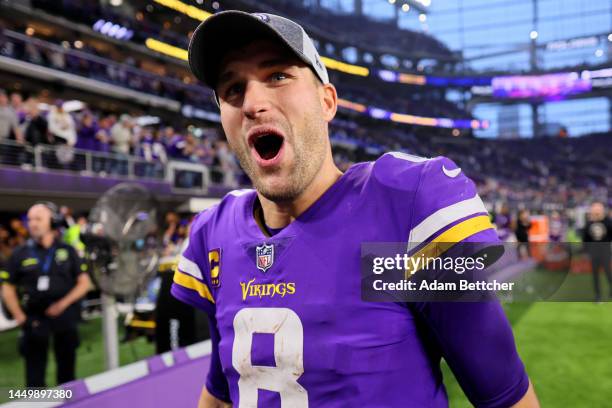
[257,157,342,229]
[36,232,55,249]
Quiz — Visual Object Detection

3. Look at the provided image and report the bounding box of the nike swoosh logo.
[442,165,462,178]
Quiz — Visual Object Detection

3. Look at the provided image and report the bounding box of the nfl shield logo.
[256,243,274,272]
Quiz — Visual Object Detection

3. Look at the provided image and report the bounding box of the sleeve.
[170,213,216,315]
[0,260,9,284]
[411,301,530,407]
[408,155,498,250]
[407,156,529,406]
[47,111,60,136]
[10,111,19,133]
[205,313,231,403]
[170,213,230,401]
[67,115,77,146]
[68,246,88,280]
[581,222,591,242]
[3,251,21,285]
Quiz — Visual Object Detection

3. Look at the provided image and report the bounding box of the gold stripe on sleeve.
[173,270,215,304]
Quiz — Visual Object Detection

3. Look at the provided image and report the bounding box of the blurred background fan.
[85,182,159,297]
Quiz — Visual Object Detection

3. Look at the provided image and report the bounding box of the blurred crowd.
[0,89,243,184]
[2,86,610,210]
[0,207,193,274]
[0,19,464,123]
[0,21,217,110]
[0,1,609,216]
[330,120,612,211]
[1,203,606,276]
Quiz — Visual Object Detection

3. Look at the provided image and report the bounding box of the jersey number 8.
[232,307,308,407]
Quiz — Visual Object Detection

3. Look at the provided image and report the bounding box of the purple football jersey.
[171,153,529,407]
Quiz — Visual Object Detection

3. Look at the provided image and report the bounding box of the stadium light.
[402,4,410,12]
[145,38,369,76]
[153,0,212,21]
[145,38,188,61]
[388,0,396,4]
[399,73,426,85]
[110,0,123,6]
[93,19,134,40]
[419,14,427,22]
[595,49,604,57]
[530,30,538,40]
[608,33,612,42]
[319,57,370,76]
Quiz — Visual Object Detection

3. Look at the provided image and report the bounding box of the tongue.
[260,149,277,160]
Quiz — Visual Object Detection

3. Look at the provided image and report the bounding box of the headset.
[34,201,64,230]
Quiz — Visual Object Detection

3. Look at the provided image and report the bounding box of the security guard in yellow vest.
[1,202,91,387]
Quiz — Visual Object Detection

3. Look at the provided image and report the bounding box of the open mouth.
[252,133,284,161]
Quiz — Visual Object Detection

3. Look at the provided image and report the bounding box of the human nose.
[242,80,271,120]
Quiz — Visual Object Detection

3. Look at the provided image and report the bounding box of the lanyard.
[30,245,56,275]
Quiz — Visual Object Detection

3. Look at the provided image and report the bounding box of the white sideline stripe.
[76,341,212,396]
[408,194,487,247]
[0,401,63,407]
[0,342,217,406]
[186,339,213,359]
[161,351,175,367]
[84,361,149,394]
[177,255,203,280]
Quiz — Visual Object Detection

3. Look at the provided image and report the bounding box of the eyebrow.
[217,57,296,89]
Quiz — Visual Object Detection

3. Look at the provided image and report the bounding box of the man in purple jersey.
[172,10,540,408]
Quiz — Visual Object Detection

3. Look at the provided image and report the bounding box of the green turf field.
[1,301,611,406]
[444,302,612,407]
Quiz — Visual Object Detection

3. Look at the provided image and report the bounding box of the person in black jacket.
[0,202,91,386]
[582,202,612,302]
[24,98,49,146]
[515,209,532,259]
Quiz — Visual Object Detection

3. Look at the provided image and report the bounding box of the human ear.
[319,82,337,123]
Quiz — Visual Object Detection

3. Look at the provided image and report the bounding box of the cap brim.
[188,11,307,90]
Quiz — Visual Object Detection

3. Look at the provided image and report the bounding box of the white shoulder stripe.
[408,193,487,246]
[227,188,254,197]
[386,151,431,162]
[177,255,203,280]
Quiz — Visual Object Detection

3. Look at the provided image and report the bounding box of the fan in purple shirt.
[75,111,98,151]
[172,11,539,408]
[163,126,188,160]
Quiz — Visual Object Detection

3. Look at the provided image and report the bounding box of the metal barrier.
[0,140,211,192]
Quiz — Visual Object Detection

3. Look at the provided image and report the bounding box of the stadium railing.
[0,139,211,193]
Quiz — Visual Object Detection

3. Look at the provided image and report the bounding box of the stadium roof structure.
[192,0,457,64]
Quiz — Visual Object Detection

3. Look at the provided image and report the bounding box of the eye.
[221,82,244,99]
[269,72,289,82]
